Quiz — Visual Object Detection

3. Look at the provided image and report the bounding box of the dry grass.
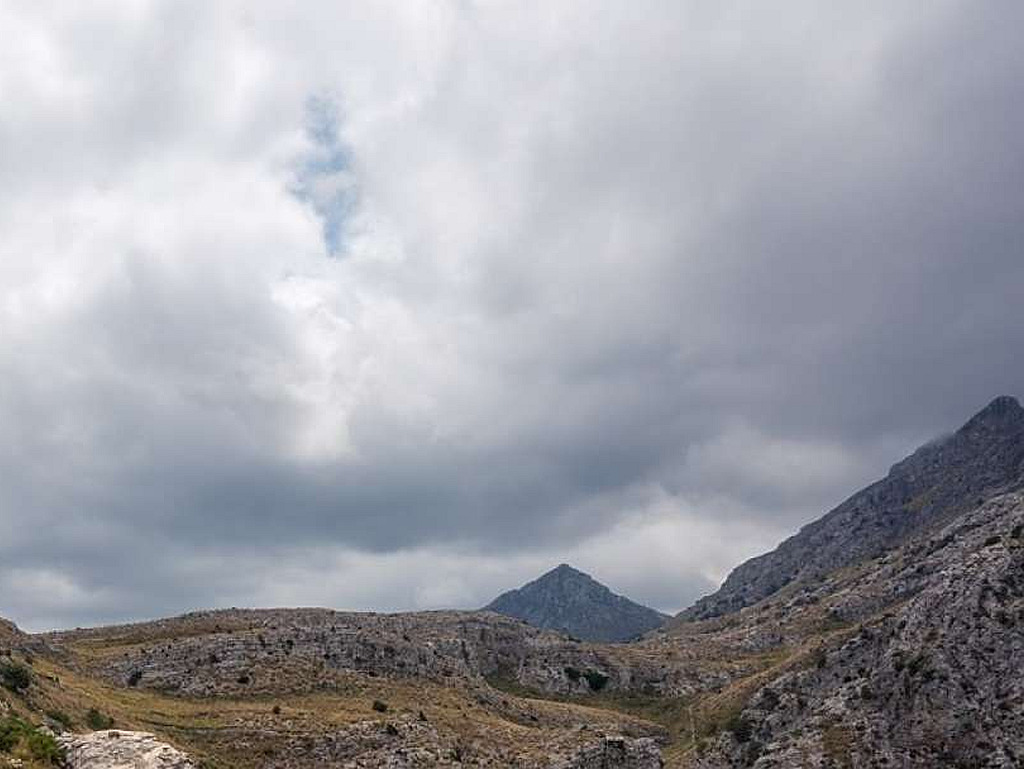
[8,602,867,768]
[9,644,664,768]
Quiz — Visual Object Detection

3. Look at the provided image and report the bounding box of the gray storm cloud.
[0,1,1022,630]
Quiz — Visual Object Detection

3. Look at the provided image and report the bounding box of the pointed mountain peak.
[485,565,667,643]
[961,395,1023,432]
[544,563,590,580]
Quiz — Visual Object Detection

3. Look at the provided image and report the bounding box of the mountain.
[32,608,669,768]
[485,564,668,642]
[686,488,1024,767]
[5,396,1024,767]
[680,395,1024,621]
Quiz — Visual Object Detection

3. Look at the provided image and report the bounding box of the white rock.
[60,730,196,769]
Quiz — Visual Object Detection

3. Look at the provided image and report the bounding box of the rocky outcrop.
[45,609,558,694]
[694,491,1024,767]
[60,730,195,768]
[681,395,1024,621]
[486,565,667,643]
[0,618,21,648]
[555,736,663,768]
[45,608,716,699]
[224,714,662,768]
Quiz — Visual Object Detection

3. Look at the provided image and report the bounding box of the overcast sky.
[1,2,1022,631]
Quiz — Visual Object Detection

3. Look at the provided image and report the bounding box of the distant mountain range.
[484,563,668,642]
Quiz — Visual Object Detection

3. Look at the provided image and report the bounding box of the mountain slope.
[485,564,668,642]
[692,489,1024,767]
[0,616,20,644]
[10,609,669,768]
[681,395,1024,621]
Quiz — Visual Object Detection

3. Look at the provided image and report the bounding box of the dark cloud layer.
[0,1,1022,630]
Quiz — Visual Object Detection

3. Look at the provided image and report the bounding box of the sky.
[1,1,1023,631]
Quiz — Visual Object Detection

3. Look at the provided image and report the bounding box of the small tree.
[583,670,609,692]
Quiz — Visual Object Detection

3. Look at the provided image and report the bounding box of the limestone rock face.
[555,736,664,768]
[486,565,668,643]
[46,608,715,699]
[234,716,663,768]
[694,491,1024,767]
[60,730,195,769]
[682,395,1024,621]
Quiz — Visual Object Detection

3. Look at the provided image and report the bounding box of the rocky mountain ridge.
[43,607,721,701]
[681,395,1024,621]
[692,489,1024,767]
[486,564,668,643]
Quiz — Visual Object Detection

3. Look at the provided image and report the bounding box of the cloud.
[1,1,1022,630]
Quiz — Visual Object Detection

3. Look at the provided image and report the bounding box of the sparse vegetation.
[0,715,65,764]
[725,712,754,743]
[583,670,610,692]
[0,660,32,693]
[85,707,114,730]
[822,724,855,769]
[44,709,72,730]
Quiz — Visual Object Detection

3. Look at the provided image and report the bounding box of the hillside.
[486,564,668,642]
[682,489,1024,766]
[680,395,1024,621]
[2,396,1024,767]
[0,618,20,645]
[5,610,669,767]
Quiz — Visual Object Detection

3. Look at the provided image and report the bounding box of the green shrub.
[0,715,65,764]
[564,667,581,682]
[85,708,114,730]
[726,713,754,743]
[372,700,389,713]
[21,728,64,763]
[45,709,73,730]
[583,670,609,692]
[0,660,32,692]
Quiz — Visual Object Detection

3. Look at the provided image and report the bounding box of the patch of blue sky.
[293,95,358,257]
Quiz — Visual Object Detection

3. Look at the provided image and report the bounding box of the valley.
[2,396,1023,767]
